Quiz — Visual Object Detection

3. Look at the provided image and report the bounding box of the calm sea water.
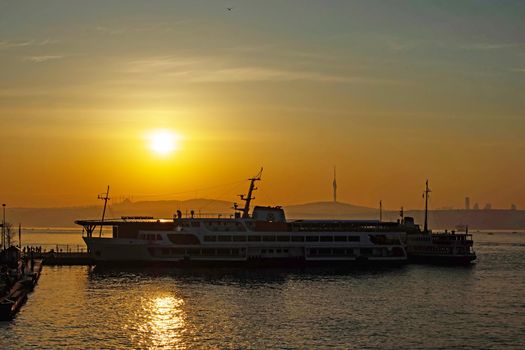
[0,230,524,349]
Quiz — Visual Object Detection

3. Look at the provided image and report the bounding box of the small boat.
[0,281,28,321]
[0,246,43,321]
[402,181,476,265]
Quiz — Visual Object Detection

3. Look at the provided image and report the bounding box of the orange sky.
[1,1,524,209]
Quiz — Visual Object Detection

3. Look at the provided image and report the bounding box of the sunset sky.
[1,1,524,209]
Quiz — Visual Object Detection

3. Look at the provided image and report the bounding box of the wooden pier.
[0,259,43,321]
[32,252,94,266]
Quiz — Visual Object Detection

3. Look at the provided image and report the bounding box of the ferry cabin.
[405,232,476,264]
[77,206,408,265]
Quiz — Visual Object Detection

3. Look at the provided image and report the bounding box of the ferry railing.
[176,212,239,219]
[22,244,87,254]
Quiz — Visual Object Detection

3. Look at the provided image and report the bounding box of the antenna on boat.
[98,186,110,237]
[238,168,263,218]
[423,180,431,233]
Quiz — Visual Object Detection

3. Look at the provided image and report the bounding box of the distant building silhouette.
[511,204,517,210]
[332,166,337,203]
[465,197,470,210]
[473,203,480,210]
[484,203,492,210]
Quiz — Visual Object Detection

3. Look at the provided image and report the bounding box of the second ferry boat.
[76,171,408,266]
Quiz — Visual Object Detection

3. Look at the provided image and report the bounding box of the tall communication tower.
[333,166,337,203]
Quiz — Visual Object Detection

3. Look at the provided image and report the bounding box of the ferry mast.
[98,186,110,237]
[239,168,263,218]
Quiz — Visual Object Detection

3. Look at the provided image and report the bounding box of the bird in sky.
[227,7,233,11]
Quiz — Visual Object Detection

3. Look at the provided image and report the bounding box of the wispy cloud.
[384,37,424,51]
[124,56,395,84]
[178,67,354,83]
[94,26,127,36]
[24,55,64,63]
[126,57,200,73]
[93,20,190,36]
[459,42,524,51]
[379,34,525,53]
[0,39,56,50]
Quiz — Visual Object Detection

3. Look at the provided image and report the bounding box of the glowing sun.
[147,129,180,156]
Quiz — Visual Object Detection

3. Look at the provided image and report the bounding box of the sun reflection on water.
[131,295,187,349]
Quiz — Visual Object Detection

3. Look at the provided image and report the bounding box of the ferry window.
[202,248,215,256]
[167,234,200,245]
[305,236,319,242]
[262,235,276,242]
[156,234,162,240]
[334,236,346,242]
[233,235,247,242]
[188,248,200,256]
[361,248,372,256]
[333,248,345,255]
[372,248,382,257]
[218,235,232,242]
[162,248,170,255]
[172,248,185,255]
[217,248,231,256]
[204,235,217,242]
[276,249,281,253]
[231,248,240,255]
[261,249,266,253]
[319,248,331,256]
[276,235,290,242]
[268,249,274,253]
[291,235,304,242]
[369,235,387,245]
[348,236,360,242]
[248,235,261,242]
[283,249,288,253]
[320,236,333,242]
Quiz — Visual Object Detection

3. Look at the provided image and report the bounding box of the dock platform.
[33,252,94,266]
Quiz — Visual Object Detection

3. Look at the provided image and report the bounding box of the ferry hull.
[407,254,476,265]
[83,237,407,267]
[90,257,407,268]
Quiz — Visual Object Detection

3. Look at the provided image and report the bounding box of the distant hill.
[4,199,525,229]
[111,198,232,217]
[7,198,233,228]
[6,199,377,227]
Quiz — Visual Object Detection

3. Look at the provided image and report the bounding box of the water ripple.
[1,235,524,349]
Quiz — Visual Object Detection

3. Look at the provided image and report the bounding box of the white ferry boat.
[401,181,477,265]
[76,173,408,266]
[404,226,476,265]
